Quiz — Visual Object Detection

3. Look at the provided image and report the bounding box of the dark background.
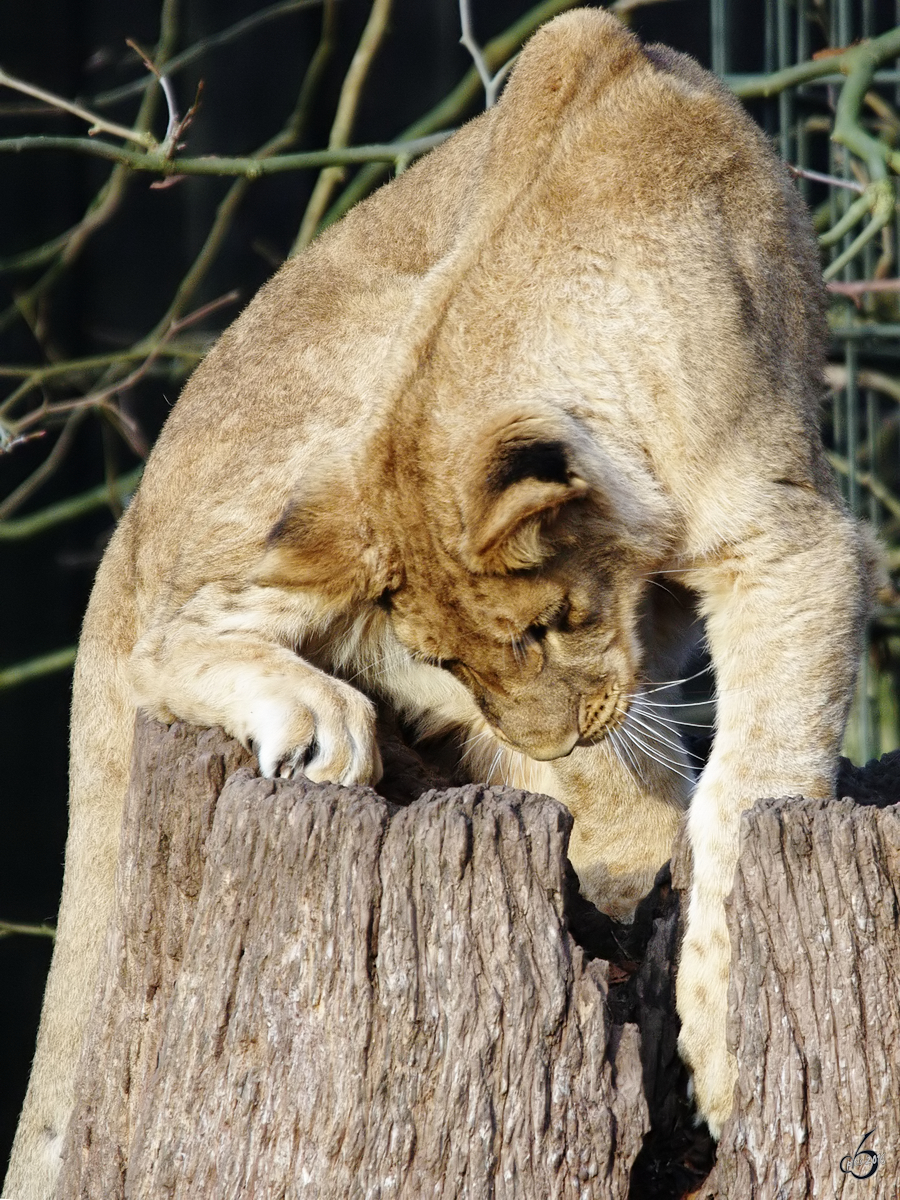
[0,0,778,1169]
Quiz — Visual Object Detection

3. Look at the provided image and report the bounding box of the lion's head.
[258,406,669,761]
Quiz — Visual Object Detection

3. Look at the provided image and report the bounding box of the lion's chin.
[491,726,581,762]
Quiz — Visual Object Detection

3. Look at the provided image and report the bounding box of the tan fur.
[6,11,868,1195]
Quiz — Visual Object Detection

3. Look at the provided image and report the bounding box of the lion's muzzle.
[577,689,622,742]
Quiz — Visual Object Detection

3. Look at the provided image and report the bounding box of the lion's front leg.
[678,498,867,1136]
[130,583,383,786]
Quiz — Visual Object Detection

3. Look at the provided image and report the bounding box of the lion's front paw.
[676,933,737,1139]
[247,673,382,787]
[677,1018,736,1139]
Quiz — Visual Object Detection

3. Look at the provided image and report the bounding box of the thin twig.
[827,450,900,520]
[823,194,895,281]
[795,30,900,280]
[0,467,143,541]
[0,346,201,417]
[828,278,900,297]
[0,293,236,521]
[143,0,339,334]
[826,363,900,404]
[319,0,582,235]
[1,0,336,499]
[459,0,495,103]
[292,0,394,253]
[0,66,155,147]
[819,189,881,247]
[92,0,325,109]
[788,164,865,193]
[125,39,181,148]
[0,920,56,939]
[0,0,181,331]
[0,133,453,176]
[0,647,76,690]
[609,0,681,11]
[732,26,900,99]
[9,292,239,441]
[0,413,85,519]
[0,345,202,381]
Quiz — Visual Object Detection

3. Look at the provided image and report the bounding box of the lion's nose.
[577,689,620,740]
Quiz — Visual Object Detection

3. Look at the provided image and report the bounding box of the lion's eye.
[415,650,462,674]
[526,598,571,642]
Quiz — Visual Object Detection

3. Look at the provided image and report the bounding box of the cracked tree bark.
[698,757,900,1200]
[54,717,651,1200]
[53,717,900,1200]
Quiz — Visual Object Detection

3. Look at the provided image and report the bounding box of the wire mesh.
[715,0,900,763]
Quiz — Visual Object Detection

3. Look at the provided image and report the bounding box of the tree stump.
[55,718,651,1199]
[53,717,900,1199]
[700,757,900,1200]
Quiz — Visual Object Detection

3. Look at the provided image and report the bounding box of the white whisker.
[459,728,493,763]
[630,701,716,728]
[609,725,646,785]
[640,663,714,695]
[642,577,682,601]
[633,709,684,738]
[625,706,699,760]
[487,747,503,783]
[626,737,696,781]
[343,650,397,686]
[629,700,712,744]
[619,726,696,785]
[644,566,707,576]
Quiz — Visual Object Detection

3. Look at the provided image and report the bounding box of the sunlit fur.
[6,11,871,1198]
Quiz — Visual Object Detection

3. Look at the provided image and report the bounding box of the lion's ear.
[464,429,590,573]
[255,495,394,604]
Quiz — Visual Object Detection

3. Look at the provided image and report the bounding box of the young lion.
[6,8,867,1196]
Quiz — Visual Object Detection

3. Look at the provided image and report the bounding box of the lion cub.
[6,8,867,1196]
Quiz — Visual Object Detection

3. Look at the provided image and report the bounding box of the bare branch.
[732,27,900,98]
[0,647,76,690]
[609,0,682,12]
[827,450,900,520]
[0,132,453,177]
[0,345,202,383]
[826,363,900,404]
[7,292,239,444]
[788,164,865,193]
[0,66,156,147]
[320,0,582,234]
[458,0,526,108]
[0,921,56,939]
[92,0,325,110]
[0,0,181,334]
[823,194,895,281]
[0,413,85,518]
[458,0,495,103]
[125,39,181,148]
[0,467,144,541]
[293,0,394,253]
[827,278,900,297]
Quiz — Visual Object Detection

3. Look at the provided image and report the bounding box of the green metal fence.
[714,0,900,762]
